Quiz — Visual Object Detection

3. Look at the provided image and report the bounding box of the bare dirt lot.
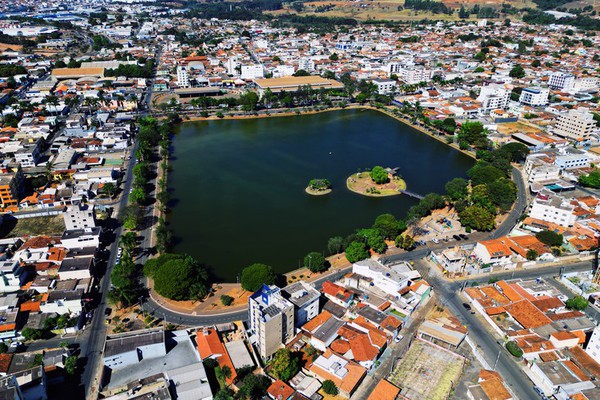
[388,339,465,400]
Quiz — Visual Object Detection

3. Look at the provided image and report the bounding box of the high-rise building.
[554,108,595,140]
[176,65,189,88]
[549,72,575,90]
[248,284,294,360]
[281,280,320,328]
[0,165,24,210]
[519,87,550,106]
[63,203,96,231]
[477,84,510,114]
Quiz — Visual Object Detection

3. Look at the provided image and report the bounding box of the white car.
[432,238,439,244]
[394,335,403,343]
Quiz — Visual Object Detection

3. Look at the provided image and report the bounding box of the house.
[417,316,468,350]
[58,257,93,280]
[301,311,345,352]
[309,349,366,398]
[60,227,101,249]
[321,281,354,308]
[367,379,400,400]
[39,288,83,315]
[467,370,513,400]
[472,239,513,266]
[267,380,295,400]
[352,259,411,297]
[196,328,237,385]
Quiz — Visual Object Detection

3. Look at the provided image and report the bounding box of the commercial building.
[529,192,576,227]
[372,79,397,95]
[352,259,411,297]
[519,87,549,106]
[254,76,344,96]
[554,108,596,140]
[103,329,166,370]
[248,284,294,360]
[240,64,265,80]
[281,280,320,328]
[176,65,189,88]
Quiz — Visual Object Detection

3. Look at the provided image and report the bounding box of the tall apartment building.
[63,203,96,231]
[573,77,598,92]
[298,57,315,72]
[248,284,294,360]
[549,72,575,90]
[176,65,189,88]
[372,78,397,95]
[397,66,431,84]
[477,84,510,114]
[554,108,595,140]
[519,87,549,106]
[281,280,320,328]
[586,325,600,364]
[0,165,24,210]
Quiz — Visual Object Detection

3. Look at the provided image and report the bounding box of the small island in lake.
[347,166,407,197]
[306,178,332,195]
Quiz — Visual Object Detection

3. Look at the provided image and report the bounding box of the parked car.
[453,235,462,241]
[533,386,548,399]
[462,303,472,310]
[432,238,439,244]
[394,334,404,343]
[104,307,112,316]
[459,234,469,240]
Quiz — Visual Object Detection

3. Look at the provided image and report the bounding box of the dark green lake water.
[169,109,473,281]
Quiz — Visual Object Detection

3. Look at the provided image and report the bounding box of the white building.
[554,108,596,140]
[0,260,25,293]
[61,227,101,249]
[103,329,166,370]
[273,65,295,78]
[281,281,320,328]
[549,72,575,90]
[472,239,513,266]
[40,289,83,315]
[477,84,510,114]
[585,325,600,364]
[519,87,549,106]
[528,165,561,183]
[298,58,315,72]
[248,284,294,360]
[573,77,598,92]
[176,66,189,88]
[372,79,397,95]
[63,203,95,231]
[352,259,411,297]
[554,153,589,170]
[241,64,265,80]
[529,192,576,227]
[397,66,431,84]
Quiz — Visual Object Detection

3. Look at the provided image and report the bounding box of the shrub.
[506,341,523,357]
[322,380,339,395]
[566,295,588,311]
[220,295,234,306]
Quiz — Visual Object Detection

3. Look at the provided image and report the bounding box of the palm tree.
[119,232,137,255]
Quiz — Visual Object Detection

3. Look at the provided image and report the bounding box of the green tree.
[270,348,300,381]
[64,355,77,375]
[119,232,137,256]
[329,53,339,61]
[459,205,496,231]
[21,327,43,341]
[237,374,271,399]
[0,343,7,354]
[526,249,538,261]
[369,166,389,184]
[445,178,469,201]
[345,241,369,263]
[304,252,328,272]
[220,295,234,306]
[487,178,517,212]
[509,64,525,78]
[122,205,142,230]
[102,182,117,198]
[578,171,600,188]
[130,187,146,205]
[153,255,209,301]
[468,164,505,186]
[373,213,401,239]
[566,295,588,311]
[241,263,275,292]
[293,69,310,77]
[327,236,345,255]
[395,234,416,251]
[535,230,563,247]
[357,228,387,254]
[322,380,339,395]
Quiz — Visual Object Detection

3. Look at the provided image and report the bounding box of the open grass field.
[269,0,539,21]
[2,215,65,238]
[388,339,465,400]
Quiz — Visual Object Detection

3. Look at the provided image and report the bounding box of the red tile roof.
[268,380,295,400]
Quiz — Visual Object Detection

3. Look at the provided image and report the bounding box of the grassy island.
[347,166,407,197]
[306,178,332,195]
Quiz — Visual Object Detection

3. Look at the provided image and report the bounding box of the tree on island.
[308,179,332,191]
[345,241,369,263]
[304,252,328,272]
[369,166,390,184]
[241,263,275,292]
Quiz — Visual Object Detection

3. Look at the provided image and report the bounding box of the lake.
[169,109,473,281]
